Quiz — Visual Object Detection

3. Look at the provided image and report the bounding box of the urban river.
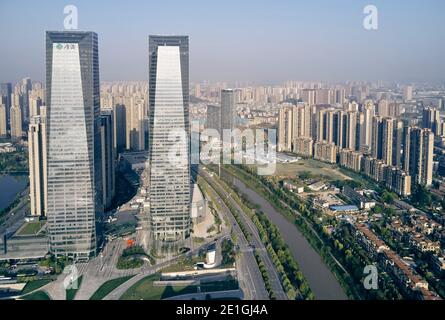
[224,170,348,300]
[0,174,28,210]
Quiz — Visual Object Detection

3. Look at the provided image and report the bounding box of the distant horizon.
[1,0,445,84]
[2,78,444,88]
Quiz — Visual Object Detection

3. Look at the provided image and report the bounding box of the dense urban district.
[0,32,444,301]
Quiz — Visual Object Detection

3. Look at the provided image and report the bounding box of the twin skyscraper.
[45,31,190,260]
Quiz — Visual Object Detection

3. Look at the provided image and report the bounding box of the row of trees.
[0,148,28,172]
[258,214,313,300]
[253,250,276,300]
[221,238,236,267]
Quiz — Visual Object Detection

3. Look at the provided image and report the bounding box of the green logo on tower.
[56,43,63,50]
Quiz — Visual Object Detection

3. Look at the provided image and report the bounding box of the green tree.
[411,184,432,207]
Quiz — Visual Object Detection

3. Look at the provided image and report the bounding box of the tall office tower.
[10,105,22,140]
[381,117,394,165]
[100,110,116,210]
[221,89,235,132]
[392,120,404,167]
[20,78,32,121]
[422,107,441,136]
[377,99,389,117]
[148,35,191,249]
[28,115,47,217]
[345,111,357,150]
[1,83,12,128]
[206,105,221,135]
[113,103,126,153]
[361,102,374,152]
[46,31,103,259]
[0,104,7,137]
[404,127,434,186]
[278,106,293,152]
[403,85,413,101]
[301,89,316,105]
[371,116,383,159]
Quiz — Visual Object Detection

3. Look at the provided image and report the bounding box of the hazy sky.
[1,0,444,84]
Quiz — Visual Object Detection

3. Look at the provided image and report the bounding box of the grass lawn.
[266,159,352,181]
[17,221,46,236]
[66,275,83,300]
[21,279,52,295]
[21,290,51,300]
[121,274,239,300]
[89,275,134,300]
[120,274,193,300]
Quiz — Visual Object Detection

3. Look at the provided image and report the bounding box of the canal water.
[224,170,348,300]
[0,174,28,210]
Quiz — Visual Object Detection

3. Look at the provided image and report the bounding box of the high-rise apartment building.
[293,104,306,138]
[422,107,441,136]
[377,99,389,117]
[20,77,32,121]
[301,89,315,105]
[278,106,293,152]
[392,120,404,167]
[361,101,375,152]
[335,110,347,149]
[325,109,336,144]
[46,31,103,259]
[404,127,434,186]
[403,85,413,101]
[126,97,145,151]
[316,108,326,142]
[28,115,47,217]
[10,105,22,140]
[206,105,221,135]
[371,116,383,160]
[381,117,394,166]
[148,35,191,249]
[346,111,357,150]
[29,96,43,118]
[0,83,12,127]
[0,104,7,137]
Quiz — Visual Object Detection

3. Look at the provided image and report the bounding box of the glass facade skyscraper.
[148,35,191,250]
[46,31,102,260]
[221,89,235,132]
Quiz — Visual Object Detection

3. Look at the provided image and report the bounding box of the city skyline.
[1,0,445,83]
[1,1,445,304]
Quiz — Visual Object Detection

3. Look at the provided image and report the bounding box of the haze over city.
[1,0,445,83]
